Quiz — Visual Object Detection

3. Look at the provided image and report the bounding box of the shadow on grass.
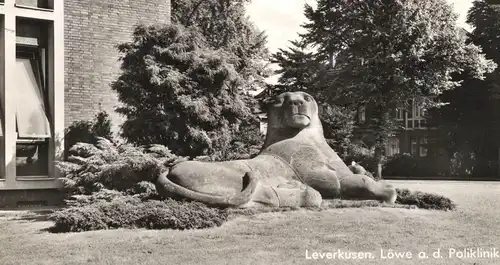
[40,226,61,233]
[13,210,54,222]
[227,199,419,217]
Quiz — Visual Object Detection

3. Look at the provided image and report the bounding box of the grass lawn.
[0,180,499,265]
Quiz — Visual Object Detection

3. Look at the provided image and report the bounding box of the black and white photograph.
[0,0,499,264]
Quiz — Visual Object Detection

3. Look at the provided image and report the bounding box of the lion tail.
[155,170,259,208]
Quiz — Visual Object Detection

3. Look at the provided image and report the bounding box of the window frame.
[15,44,52,142]
[385,137,400,157]
[358,105,366,124]
[410,138,418,156]
[15,0,54,10]
[404,99,426,130]
[15,45,52,177]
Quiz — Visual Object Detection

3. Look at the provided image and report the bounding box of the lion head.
[267,91,319,129]
[262,91,323,148]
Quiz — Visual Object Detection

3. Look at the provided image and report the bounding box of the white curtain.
[15,58,51,138]
[0,108,3,137]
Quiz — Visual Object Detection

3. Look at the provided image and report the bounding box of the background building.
[354,101,431,159]
[0,0,171,208]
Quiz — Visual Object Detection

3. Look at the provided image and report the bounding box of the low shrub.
[64,189,128,208]
[49,197,229,232]
[56,138,180,196]
[129,181,161,200]
[214,119,264,161]
[383,153,415,177]
[396,188,456,211]
[383,153,450,177]
[64,111,114,159]
[449,151,497,178]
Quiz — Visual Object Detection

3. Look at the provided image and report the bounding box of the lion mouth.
[292,113,310,119]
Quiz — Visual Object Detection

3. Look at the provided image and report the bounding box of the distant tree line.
[272,0,499,178]
[110,0,500,178]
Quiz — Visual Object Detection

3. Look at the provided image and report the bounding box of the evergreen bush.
[50,198,229,232]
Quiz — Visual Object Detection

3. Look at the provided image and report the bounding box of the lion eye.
[304,95,311,102]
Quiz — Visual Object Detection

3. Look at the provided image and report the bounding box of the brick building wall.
[64,0,171,131]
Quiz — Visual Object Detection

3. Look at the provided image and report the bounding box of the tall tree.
[427,0,500,176]
[271,40,357,154]
[112,1,270,157]
[172,0,271,89]
[271,39,325,92]
[297,0,496,178]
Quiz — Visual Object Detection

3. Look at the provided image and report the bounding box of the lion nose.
[287,99,304,106]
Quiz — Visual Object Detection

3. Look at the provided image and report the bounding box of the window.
[0,102,3,179]
[0,108,3,137]
[395,108,404,120]
[414,120,420,129]
[15,0,53,10]
[407,105,413,119]
[420,137,428,157]
[358,106,366,123]
[15,47,51,177]
[407,120,413,129]
[410,138,418,156]
[420,119,426,128]
[16,57,51,138]
[404,99,426,130]
[385,137,400,157]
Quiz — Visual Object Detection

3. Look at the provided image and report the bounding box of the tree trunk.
[371,105,394,180]
[374,145,384,180]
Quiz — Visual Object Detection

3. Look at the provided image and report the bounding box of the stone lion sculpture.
[156,91,397,208]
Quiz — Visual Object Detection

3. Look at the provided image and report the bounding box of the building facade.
[0,0,170,208]
[354,100,434,158]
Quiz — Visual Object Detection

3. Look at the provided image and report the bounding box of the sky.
[246,0,475,84]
